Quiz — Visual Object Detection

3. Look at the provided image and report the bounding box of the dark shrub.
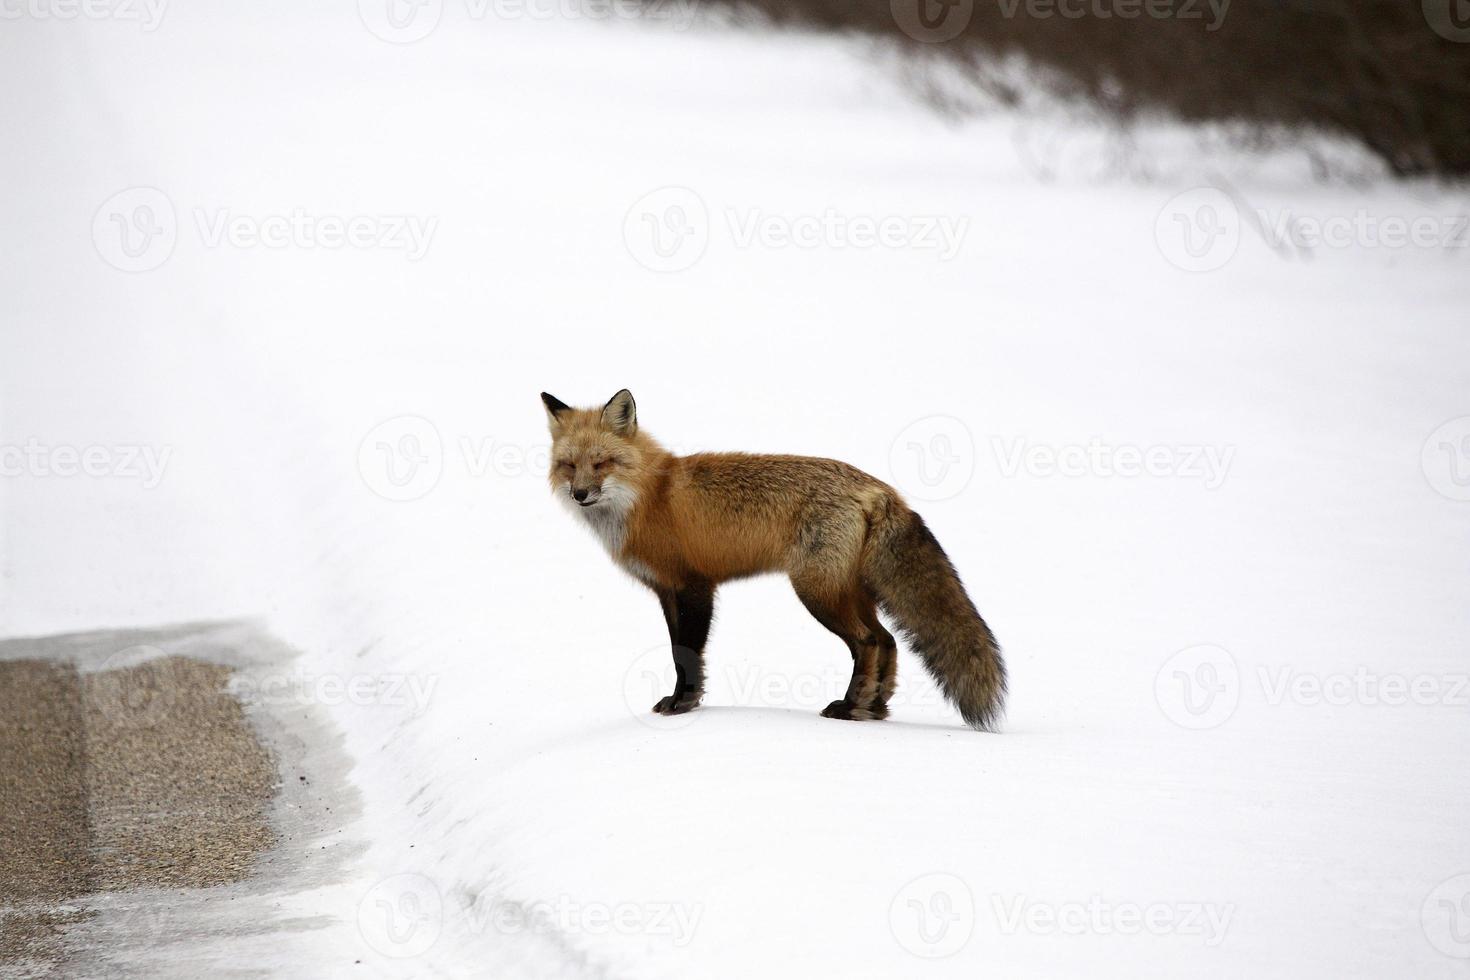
[691,0,1470,177]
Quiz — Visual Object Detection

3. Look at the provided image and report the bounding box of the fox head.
[541,389,646,510]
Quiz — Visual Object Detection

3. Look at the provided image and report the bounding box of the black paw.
[821,699,888,721]
[653,694,701,715]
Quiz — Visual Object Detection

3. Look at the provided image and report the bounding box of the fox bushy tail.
[863,500,1006,731]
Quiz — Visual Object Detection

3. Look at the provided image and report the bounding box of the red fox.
[542,389,1006,731]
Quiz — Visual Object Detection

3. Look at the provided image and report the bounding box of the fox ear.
[541,392,572,431]
[601,389,637,436]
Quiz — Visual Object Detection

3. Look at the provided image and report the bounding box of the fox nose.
[572,487,589,502]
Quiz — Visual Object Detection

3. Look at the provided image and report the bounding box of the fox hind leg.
[792,576,888,722]
[860,599,899,706]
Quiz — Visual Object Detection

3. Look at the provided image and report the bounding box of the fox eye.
[593,459,611,470]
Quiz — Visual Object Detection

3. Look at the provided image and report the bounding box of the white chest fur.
[559,481,650,581]
[572,495,628,557]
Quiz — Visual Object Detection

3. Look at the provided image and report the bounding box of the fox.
[542,389,1007,731]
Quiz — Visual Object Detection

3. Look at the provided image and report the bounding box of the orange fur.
[543,390,1007,730]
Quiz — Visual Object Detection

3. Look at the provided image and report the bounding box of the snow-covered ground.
[3,3,1469,977]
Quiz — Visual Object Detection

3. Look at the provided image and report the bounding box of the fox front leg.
[653,582,713,715]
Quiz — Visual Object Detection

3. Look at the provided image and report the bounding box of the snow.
[3,3,1469,977]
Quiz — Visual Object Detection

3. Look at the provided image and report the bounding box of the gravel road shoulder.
[0,621,363,978]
